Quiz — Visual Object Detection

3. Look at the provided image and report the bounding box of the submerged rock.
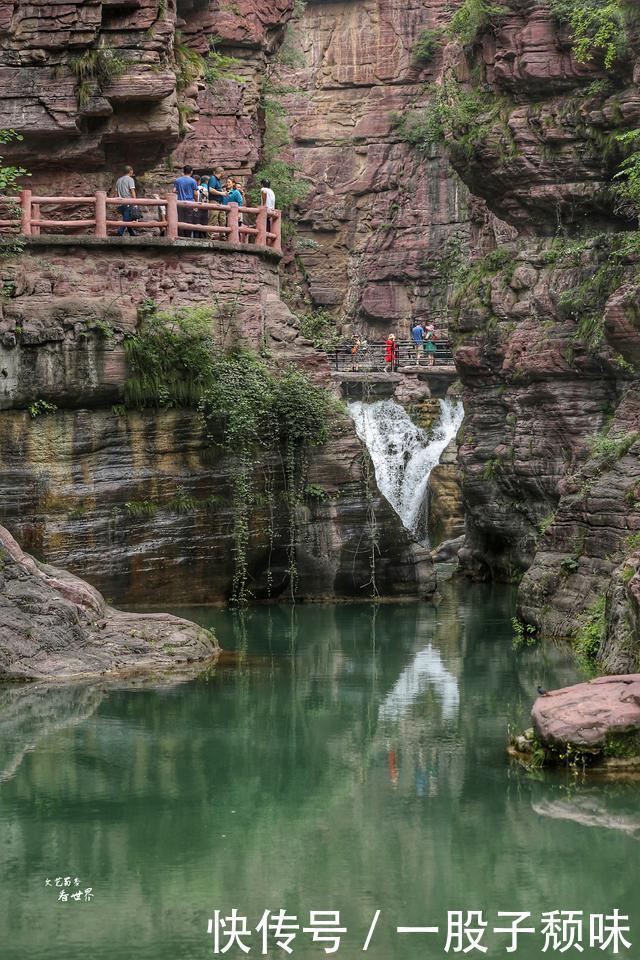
[531,673,640,762]
[0,524,218,682]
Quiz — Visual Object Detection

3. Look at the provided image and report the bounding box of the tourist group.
[113,164,276,238]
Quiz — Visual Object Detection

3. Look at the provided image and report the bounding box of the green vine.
[199,354,330,604]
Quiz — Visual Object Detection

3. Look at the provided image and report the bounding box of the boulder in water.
[0,524,219,681]
[528,676,640,767]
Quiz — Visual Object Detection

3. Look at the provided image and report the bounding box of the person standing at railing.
[207,167,227,231]
[423,323,436,368]
[224,177,244,240]
[115,165,138,237]
[411,320,425,364]
[174,165,199,238]
[197,175,210,235]
[261,178,276,234]
[385,333,398,372]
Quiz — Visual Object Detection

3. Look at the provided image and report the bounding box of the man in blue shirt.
[411,321,425,364]
[174,165,198,237]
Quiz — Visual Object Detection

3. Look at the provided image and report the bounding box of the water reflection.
[532,782,640,838]
[378,645,460,724]
[0,683,105,783]
[0,584,638,960]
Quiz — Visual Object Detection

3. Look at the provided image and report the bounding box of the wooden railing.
[327,339,455,372]
[0,190,282,253]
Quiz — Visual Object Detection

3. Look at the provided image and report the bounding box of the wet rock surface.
[0,523,219,681]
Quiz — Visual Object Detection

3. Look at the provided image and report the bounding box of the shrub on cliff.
[124,302,333,604]
[0,130,28,255]
[448,0,511,46]
[614,130,640,218]
[412,29,443,64]
[124,304,218,408]
[547,0,630,69]
[297,309,340,350]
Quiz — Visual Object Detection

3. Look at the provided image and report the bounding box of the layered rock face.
[438,4,640,665]
[278,0,472,335]
[0,239,434,604]
[443,1,639,233]
[0,0,293,190]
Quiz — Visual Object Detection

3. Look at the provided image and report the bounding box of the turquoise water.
[0,583,638,959]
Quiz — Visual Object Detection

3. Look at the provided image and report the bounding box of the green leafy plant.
[64,48,126,107]
[614,129,640,218]
[199,352,330,604]
[28,399,57,418]
[304,484,330,501]
[0,130,28,195]
[547,0,628,69]
[573,595,606,671]
[412,28,443,64]
[123,500,158,518]
[297,309,340,350]
[393,78,509,162]
[586,429,638,463]
[203,39,243,85]
[124,304,218,409]
[448,0,510,45]
[538,513,556,535]
[511,617,537,649]
[174,34,205,95]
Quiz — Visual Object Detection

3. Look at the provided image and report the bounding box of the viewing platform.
[0,190,282,255]
[327,339,455,372]
[327,340,457,399]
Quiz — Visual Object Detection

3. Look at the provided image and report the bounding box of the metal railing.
[0,190,282,253]
[327,339,455,372]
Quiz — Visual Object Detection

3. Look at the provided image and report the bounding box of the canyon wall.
[0,0,294,191]
[0,0,438,609]
[277,0,472,336]
[435,2,640,667]
[0,239,433,604]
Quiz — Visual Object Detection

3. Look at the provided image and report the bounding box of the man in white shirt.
[261,178,276,236]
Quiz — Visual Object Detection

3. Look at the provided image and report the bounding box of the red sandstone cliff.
[0,0,294,191]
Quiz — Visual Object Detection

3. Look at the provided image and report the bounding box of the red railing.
[0,190,282,253]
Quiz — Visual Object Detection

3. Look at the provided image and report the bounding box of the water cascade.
[348,397,464,542]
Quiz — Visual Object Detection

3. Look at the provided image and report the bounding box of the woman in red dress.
[385,333,397,372]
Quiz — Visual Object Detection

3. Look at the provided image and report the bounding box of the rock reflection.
[532,783,640,838]
[0,683,105,783]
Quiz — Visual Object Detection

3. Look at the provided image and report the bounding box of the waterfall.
[348,397,464,543]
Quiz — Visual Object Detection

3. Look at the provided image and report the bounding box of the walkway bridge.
[0,190,282,254]
[326,340,457,399]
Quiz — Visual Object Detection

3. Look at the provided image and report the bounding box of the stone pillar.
[95,191,107,238]
[256,205,267,247]
[20,189,32,236]
[273,211,282,254]
[228,203,240,244]
[166,194,178,239]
